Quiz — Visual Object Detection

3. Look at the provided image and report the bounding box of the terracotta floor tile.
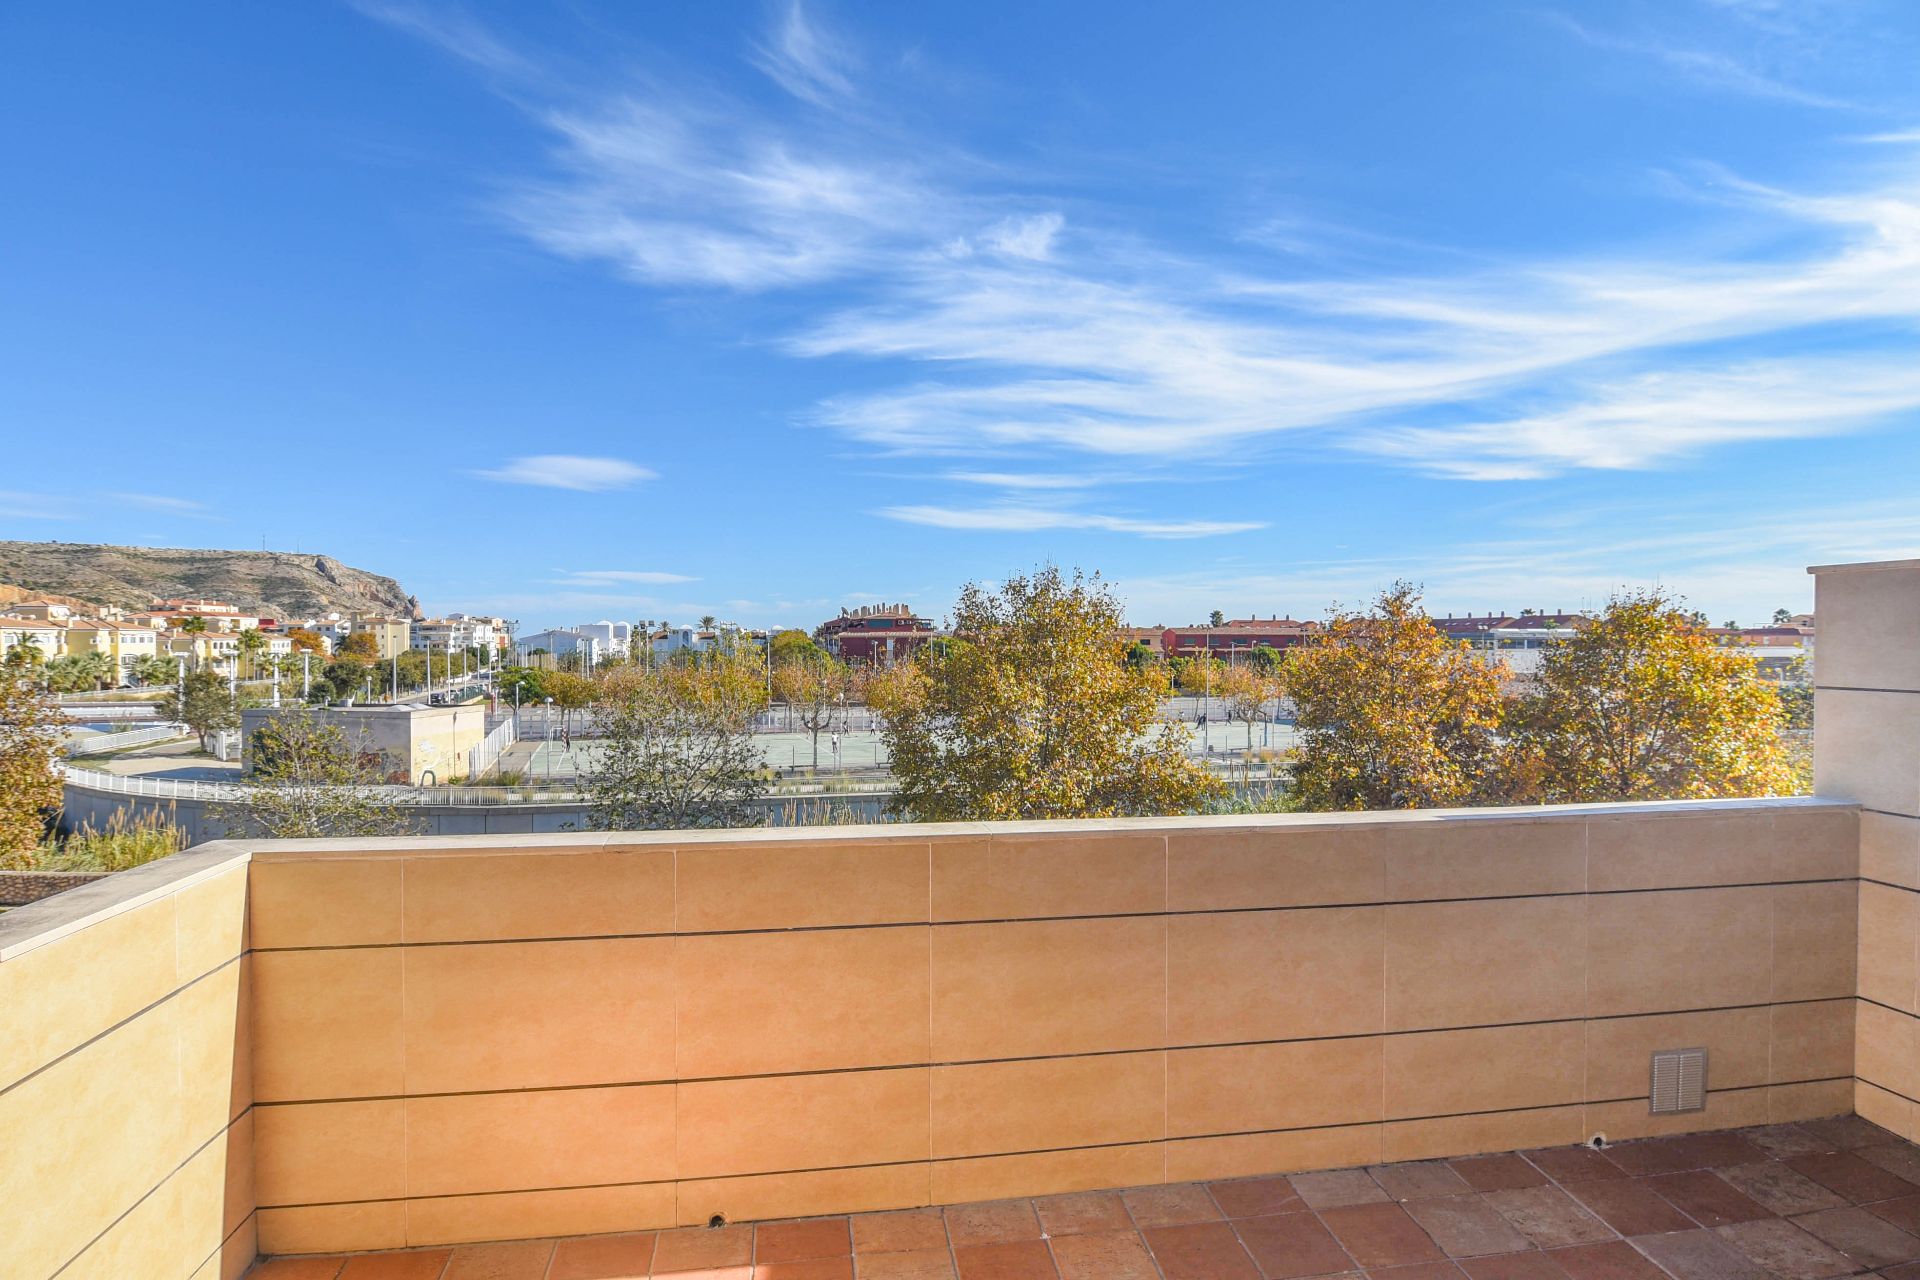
[1212,1176,1308,1218]
[1318,1203,1445,1268]
[951,1239,1057,1280]
[856,1249,957,1280]
[338,1251,453,1280]
[1144,1221,1263,1280]
[1862,1144,1920,1185]
[1403,1195,1533,1258]
[1033,1191,1131,1236]
[1603,1138,1707,1178]
[1643,1171,1772,1228]
[945,1201,1041,1248]
[1711,1219,1857,1280]
[1481,1187,1612,1250]
[1563,1179,1694,1237]
[754,1259,853,1280]
[1799,1116,1900,1151]
[1664,1134,1771,1171]
[853,1209,949,1255]
[1047,1230,1159,1280]
[1524,1148,1628,1184]
[1124,1181,1226,1227]
[1451,1157,1549,1194]
[755,1218,850,1264]
[1233,1207,1356,1279]
[1372,1162,1476,1202]
[250,1262,348,1280]
[1292,1168,1394,1208]
[655,1225,754,1273]
[443,1241,556,1280]
[1544,1241,1665,1280]
[1629,1228,1772,1280]
[1789,1152,1920,1205]
[1738,1126,1831,1161]
[1869,1194,1920,1234]
[548,1233,655,1280]
[1791,1206,1920,1270]
[1455,1254,1570,1280]
[1713,1162,1847,1216]
[1367,1264,1467,1280]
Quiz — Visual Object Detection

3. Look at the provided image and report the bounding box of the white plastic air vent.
[1650,1048,1707,1114]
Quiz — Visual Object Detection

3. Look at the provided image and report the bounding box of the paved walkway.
[247,1117,1920,1279]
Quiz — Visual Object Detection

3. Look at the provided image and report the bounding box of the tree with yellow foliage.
[1215,661,1283,750]
[1283,583,1508,810]
[0,672,65,854]
[872,567,1222,821]
[1504,590,1795,802]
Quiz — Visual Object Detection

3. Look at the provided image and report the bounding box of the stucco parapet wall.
[0,839,251,962]
[1808,558,1920,575]
[241,794,1853,862]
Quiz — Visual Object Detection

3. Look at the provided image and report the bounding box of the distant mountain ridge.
[0,541,418,620]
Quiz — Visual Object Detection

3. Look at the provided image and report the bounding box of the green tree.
[768,628,827,667]
[222,711,423,838]
[44,651,114,692]
[872,566,1222,821]
[4,638,45,670]
[1248,645,1281,676]
[0,673,65,854]
[1208,609,1226,627]
[236,627,267,678]
[1124,640,1157,672]
[160,668,240,748]
[1772,608,1793,626]
[1283,583,1509,810]
[131,654,179,687]
[178,615,209,634]
[1504,591,1796,802]
[582,658,769,830]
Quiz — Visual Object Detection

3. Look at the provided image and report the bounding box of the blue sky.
[4,2,1920,631]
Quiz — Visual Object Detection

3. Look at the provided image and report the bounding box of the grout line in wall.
[246,874,1868,956]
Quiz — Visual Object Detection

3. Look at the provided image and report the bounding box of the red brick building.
[816,604,940,665]
[1160,617,1321,659]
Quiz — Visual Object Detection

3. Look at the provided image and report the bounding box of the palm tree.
[237,627,267,679]
[179,615,209,634]
[699,615,717,630]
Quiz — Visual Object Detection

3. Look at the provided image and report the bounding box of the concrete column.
[1810,558,1920,1137]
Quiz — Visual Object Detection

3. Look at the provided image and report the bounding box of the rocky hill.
[0,542,418,620]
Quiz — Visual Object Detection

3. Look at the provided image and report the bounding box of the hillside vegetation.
[0,541,416,618]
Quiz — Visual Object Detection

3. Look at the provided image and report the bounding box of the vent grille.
[1650,1048,1707,1114]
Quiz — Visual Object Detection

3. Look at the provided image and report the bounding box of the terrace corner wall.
[246,802,1857,1255]
[0,843,254,1280]
[1813,558,1920,1137]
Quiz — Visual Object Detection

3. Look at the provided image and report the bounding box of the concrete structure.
[1810,559,1920,1140]
[412,615,511,655]
[240,703,490,785]
[818,603,939,665]
[8,554,1920,1276]
[5,599,74,621]
[519,627,605,667]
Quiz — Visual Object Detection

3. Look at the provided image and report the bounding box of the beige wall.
[0,844,254,1280]
[245,801,1858,1254]
[1812,558,1920,1139]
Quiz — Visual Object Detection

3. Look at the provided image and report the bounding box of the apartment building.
[816,603,938,664]
[0,616,66,664]
[64,620,159,682]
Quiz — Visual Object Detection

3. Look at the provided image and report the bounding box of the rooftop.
[248,1119,1920,1277]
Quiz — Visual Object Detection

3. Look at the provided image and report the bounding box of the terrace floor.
[246,1117,1920,1280]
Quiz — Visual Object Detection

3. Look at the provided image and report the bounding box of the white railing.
[468,715,518,779]
[64,723,191,756]
[55,703,167,720]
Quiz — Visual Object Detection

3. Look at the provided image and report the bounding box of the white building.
[518,628,604,666]
[575,620,631,658]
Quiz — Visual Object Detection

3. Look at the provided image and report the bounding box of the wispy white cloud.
[556,569,699,584]
[370,3,1920,489]
[350,1,533,76]
[946,471,1102,490]
[472,455,657,491]
[109,492,209,515]
[879,504,1263,539]
[1550,12,1858,110]
[0,491,71,520]
[751,1,859,107]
